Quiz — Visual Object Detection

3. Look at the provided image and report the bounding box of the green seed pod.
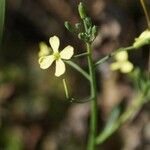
[78,2,87,19]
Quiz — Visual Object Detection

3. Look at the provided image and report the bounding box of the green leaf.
[0,0,5,45]
[103,103,123,133]
[129,68,150,99]
[95,101,124,144]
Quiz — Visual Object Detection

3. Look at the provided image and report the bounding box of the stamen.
[53,52,60,60]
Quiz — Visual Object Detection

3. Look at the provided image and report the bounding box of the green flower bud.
[78,33,85,40]
[84,17,92,28]
[92,25,98,37]
[78,33,89,42]
[75,23,82,30]
[78,2,87,19]
[64,21,75,33]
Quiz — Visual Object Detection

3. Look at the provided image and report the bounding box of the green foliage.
[130,68,150,100]
[65,3,98,43]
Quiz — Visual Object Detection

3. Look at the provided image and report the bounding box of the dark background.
[0,0,149,150]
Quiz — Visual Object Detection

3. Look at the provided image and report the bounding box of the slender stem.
[96,94,145,145]
[65,60,90,80]
[74,52,89,58]
[63,79,69,99]
[82,14,98,150]
[86,43,98,150]
[140,0,150,29]
[95,46,135,66]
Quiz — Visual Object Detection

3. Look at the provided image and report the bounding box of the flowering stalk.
[86,43,98,150]
[77,3,98,149]
[38,2,150,150]
[95,46,134,66]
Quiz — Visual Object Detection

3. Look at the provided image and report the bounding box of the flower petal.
[55,59,66,77]
[110,62,120,71]
[115,51,128,62]
[133,30,150,48]
[38,42,51,57]
[49,36,60,52]
[39,55,55,69]
[120,61,133,73]
[60,45,74,60]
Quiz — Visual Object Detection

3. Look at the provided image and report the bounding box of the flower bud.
[78,2,87,19]
[92,25,98,37]
[78,33,85,40]
[75,23,82,30]
[64,21,75,33]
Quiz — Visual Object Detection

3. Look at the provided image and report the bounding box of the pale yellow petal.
[120,61,133,73]
[133,30,150,48]
[60,45,74,60]
[115,51,128,62]
[38,42,51,57]
[110,62,121,71]
[39,55,55,69]
[138,30,150,39]
[49,36,60,52]
[55,59,66,77]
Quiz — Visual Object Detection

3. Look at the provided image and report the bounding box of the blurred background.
[0,0,150,150]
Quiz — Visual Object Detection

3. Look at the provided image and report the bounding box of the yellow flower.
[133,30,150,49]
[110,51,133,73]
[38,42,52,57]
[38,36,74,77]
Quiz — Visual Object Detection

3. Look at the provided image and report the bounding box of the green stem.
[86,43,98,150]
[62,79,69,99]
[95,46,135,66]
[65,60,90,80]
[74,52,89,58]
[82,14,98,150]
[140,0,150,29]
[96,94,145,145]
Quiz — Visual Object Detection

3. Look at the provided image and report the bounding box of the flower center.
[53,52,60,60]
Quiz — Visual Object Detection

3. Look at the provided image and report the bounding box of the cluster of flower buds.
[65,2,98,43]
